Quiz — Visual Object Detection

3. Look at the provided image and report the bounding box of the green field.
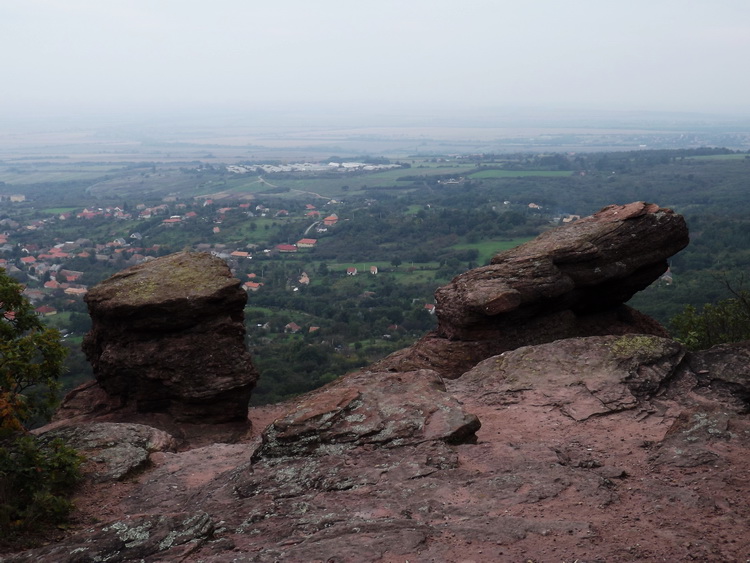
[364,164,475,182]
[690,154,750,160]
[42,207,79,214]
[328,260,394,272]
[0,163,121,184]
[229,216,300,243]
[245,306,276,315]
[451,237,533,264]
[43,311,72,326]
[469,170,573,179]
[391,268,443,284]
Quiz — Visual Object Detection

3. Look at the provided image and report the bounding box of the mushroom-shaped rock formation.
[81,251,258,423]
[375,202,689,378]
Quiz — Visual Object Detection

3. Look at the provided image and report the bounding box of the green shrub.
[0,268,67,432]
[671,289,750,350]
[0,434,83,543]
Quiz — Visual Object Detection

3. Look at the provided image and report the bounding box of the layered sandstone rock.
[81,251,258,423]
[376,202,689,377]
[253,368,481,460]
[19,336,750,563]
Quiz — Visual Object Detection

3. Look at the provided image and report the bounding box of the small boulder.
[38,422,177,482]
[253,369,481,459]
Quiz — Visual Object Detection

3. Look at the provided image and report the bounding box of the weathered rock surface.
[79,251,258,423]
[12,335,750,562]
[253,368,481,459]
[5,512,216,562]
[375,202,689,377]
[37,422,177,482]
[445,202,688,331]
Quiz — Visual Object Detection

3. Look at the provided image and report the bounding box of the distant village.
[0,185,633,321]
[0,194,348,317]
[226,161,402,174]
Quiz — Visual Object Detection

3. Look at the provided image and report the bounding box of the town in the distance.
[1,145,747,402]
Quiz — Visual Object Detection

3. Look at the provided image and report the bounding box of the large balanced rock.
[82,251,258,423]
[375,202,689,377]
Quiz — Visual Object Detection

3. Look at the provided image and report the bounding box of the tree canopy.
[0,269,67,433]
[0,269,81,544]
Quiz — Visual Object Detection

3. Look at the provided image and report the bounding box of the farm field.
[469,169,572,179]
[450,237,535,264]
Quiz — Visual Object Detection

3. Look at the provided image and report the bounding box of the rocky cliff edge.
[9,203,750,562]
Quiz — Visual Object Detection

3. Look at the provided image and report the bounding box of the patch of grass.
[469,170,572,179]
[245,306,275,315]
[391,268,440,284]
[689,154,749,160]
[329,261,392,271]
[42,311,72,328]
[0,165,117,185]
[41,207,78,214]
[451,237,533,264]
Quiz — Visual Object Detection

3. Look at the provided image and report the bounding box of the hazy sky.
[3,0,750,120]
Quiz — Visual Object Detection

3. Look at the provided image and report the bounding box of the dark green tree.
[0,269,67,432]
[0,269,81,543]
[0,435,82,541]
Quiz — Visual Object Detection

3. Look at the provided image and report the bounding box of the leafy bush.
[671,288,750,350]
[0,269,81,545]
[0,435,83,542]
[0,268,67,431]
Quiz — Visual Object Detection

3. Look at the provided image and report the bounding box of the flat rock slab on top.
[84,251,247,330]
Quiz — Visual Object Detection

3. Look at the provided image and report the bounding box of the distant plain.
[2,109,750,163]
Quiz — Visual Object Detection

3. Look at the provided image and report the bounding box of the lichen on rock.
[38,422,178,482]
